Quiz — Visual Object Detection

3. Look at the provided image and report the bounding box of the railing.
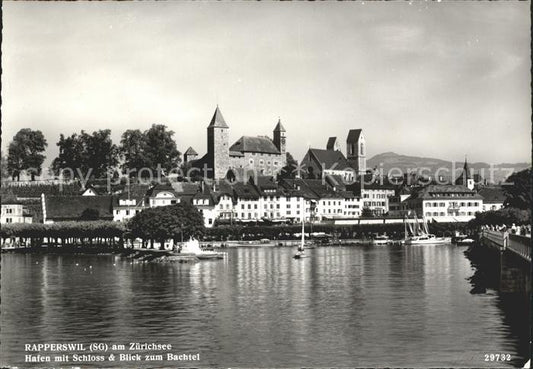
[481,230,531,262]
[509,234,531,262]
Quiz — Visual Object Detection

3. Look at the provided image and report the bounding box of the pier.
[479,229,531,295]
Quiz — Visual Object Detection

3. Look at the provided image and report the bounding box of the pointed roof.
[346,129,363,143]
[208,106,229,128]
[463,156,470,180]
[184,147,198,156]
[326,137,338,150]
[274,118,285,132]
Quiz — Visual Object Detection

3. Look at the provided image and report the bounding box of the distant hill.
[367,152,531,184]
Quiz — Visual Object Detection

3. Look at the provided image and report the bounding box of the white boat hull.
[405,237,451,245]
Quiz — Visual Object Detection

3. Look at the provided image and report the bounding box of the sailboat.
[404,214,451,245]
[293,200,307,259]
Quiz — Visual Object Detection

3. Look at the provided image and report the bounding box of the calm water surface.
[1,245,529,368]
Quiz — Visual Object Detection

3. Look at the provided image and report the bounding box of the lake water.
[1,245,529,368]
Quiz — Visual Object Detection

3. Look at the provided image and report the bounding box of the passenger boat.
[180,238,225,259]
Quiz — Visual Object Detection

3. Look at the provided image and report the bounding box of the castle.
[191,107,287,179]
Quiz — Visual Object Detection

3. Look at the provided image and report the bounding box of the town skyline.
[2,1,531,167]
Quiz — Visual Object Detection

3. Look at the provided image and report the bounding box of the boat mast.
[299,197,305,252]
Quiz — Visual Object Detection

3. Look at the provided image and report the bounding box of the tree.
[503,168,532,210]
[128,202,205,249]
[144,124,181,175]
[52,130,118,179]
[119,129,149,176]
[7,129,48,181]
[1,150,9,180]
[361,207,374,218]
[278,152,299,179]
[82,129,119,178]
[469,207,531,227]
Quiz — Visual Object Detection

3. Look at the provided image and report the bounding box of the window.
[439,203,445,207]
[440,212,445,216]
[426,212,431,217]
[249,159,254,165]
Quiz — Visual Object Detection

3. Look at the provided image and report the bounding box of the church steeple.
[463,155,470,180]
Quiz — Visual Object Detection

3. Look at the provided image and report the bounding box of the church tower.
[207,106,230,179]
[346,129,366,175]
[273,118,286,156]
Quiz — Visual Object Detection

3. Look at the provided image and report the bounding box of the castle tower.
[183,147,198,164]
[207,106,230,179]
[326,137,341,152]
[273,118,286,155]
[346,129,366,175]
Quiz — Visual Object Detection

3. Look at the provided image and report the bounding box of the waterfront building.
[478,186,506,211]
[1,199,33,224]
[388,187,412,217]
[404,184,484,222]
[346,176,395,216]
[113,184,150,222]
[192,107,287,180]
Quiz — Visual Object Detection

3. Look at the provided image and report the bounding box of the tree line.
[2,126,299,181]
[2,125,181,181]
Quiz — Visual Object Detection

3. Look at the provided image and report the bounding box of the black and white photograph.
[0,1,531,368]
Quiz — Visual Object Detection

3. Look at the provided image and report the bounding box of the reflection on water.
[1,245,529,368]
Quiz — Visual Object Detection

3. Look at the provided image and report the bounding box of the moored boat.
[372,234,390,245]
[404,214,451,245]
[180,238,225,259]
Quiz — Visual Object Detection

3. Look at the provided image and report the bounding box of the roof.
[303,179,342,199]
[230,136,280,154]
[208,106,229,128]
[118,184,150,200]
[171,182,199,195]
[307,149,354,171]
[325,174,347,191]
[326,137,338,150]
[146,184,177,197]
[408,185,484,201]
[346,129,362,143]
[184,147,198,156]
[229,150,245,157]
[232,182,260,200]
[478,186,506,203]
[278,178,319,200]
[273,119,286,132]
[251,175,284,196]
[45,195,114,220]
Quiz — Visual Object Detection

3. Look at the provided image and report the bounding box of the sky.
[1,1,531,168]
